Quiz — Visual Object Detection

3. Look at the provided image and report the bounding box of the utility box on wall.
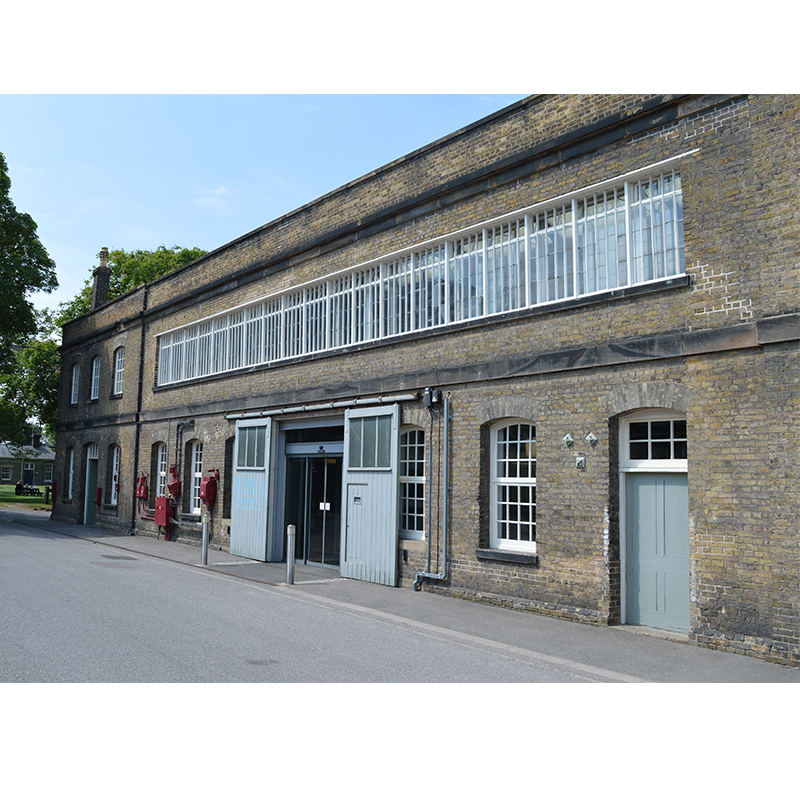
[154,496,172,527]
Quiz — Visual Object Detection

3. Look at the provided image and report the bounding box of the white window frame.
[90,356,100,400]
[490,419,537,553]
[1,466,12,482]
[155,156,693,387]
[190,441,203,514]
[114,347,125,395]
[236,426,267,469]
[619,409,688,474]
[156,443,168,497]
[44,464,53,483]
[70,363,80,404]
[347,413,393,471]
[66,448,74,499]
[399,426,426,541]
[110,445,121,505]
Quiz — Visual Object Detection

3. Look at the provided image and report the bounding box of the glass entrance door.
[285,456,342,568]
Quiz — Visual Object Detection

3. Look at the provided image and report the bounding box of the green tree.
[0,151,58,372]
[1,310,61,443]
[0,393,27,446]
[56,245,207,324]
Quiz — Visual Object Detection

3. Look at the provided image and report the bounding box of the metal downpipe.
[414,395,449,591]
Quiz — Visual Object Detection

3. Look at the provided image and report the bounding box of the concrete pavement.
[3,506,798,682]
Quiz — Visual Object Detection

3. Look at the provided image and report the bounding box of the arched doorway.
[83,443,99,526]
[620,410,689,633]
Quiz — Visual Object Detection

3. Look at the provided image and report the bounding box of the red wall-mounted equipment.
[199,469,219,507]
[167,464,181,499]
[154,496,173,540]
[154,496,171,526]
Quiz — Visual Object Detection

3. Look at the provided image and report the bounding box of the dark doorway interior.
[285,455,343,568]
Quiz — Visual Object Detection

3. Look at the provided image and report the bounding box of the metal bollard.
[286,524,296,585]
[201,512,210,565]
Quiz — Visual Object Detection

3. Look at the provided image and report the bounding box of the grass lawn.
[0,484,53,511]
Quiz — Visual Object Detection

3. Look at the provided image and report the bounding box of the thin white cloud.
[195,185,231,213]
[17,163,47,176]
[260,170,290,189]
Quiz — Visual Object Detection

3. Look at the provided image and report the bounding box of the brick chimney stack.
[91,246,111,310]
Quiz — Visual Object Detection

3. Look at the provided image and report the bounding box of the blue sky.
[1,3,787,318]
[1,94,528,312]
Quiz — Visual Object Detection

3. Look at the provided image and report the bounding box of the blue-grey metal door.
[626,472,689,632]
[341,405,399,586]
[230,419,272,560]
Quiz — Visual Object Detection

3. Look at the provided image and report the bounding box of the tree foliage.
[56,245,207,324]
[0,396,28,446]
[1,310,61,443]
[0,151,58,372]
[0,310,60,444]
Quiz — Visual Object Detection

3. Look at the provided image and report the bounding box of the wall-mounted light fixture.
[576,456,586,470]
[585,432,598,447]
[562,433,574,447]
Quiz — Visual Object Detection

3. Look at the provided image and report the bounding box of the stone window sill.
[475,548,539,566]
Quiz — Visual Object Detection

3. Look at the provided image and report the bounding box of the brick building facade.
[0,434,55,486]
[53,94,800,665]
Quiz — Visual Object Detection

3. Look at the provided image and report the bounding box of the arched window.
[70,363,80,404]
[113,347,125,395]
[148,442,168,506]
[65,447,74,499]
[108,444,121,505]
[490,420,537,552]
[90,356,101,400]
[189,440,203,515]
[399,426,425,540]
[156,442,168,497]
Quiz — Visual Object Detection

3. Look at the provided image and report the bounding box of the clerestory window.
[157,163,686,387]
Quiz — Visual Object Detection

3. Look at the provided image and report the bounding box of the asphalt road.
[0,514,621,682]
[1,507,798,683]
